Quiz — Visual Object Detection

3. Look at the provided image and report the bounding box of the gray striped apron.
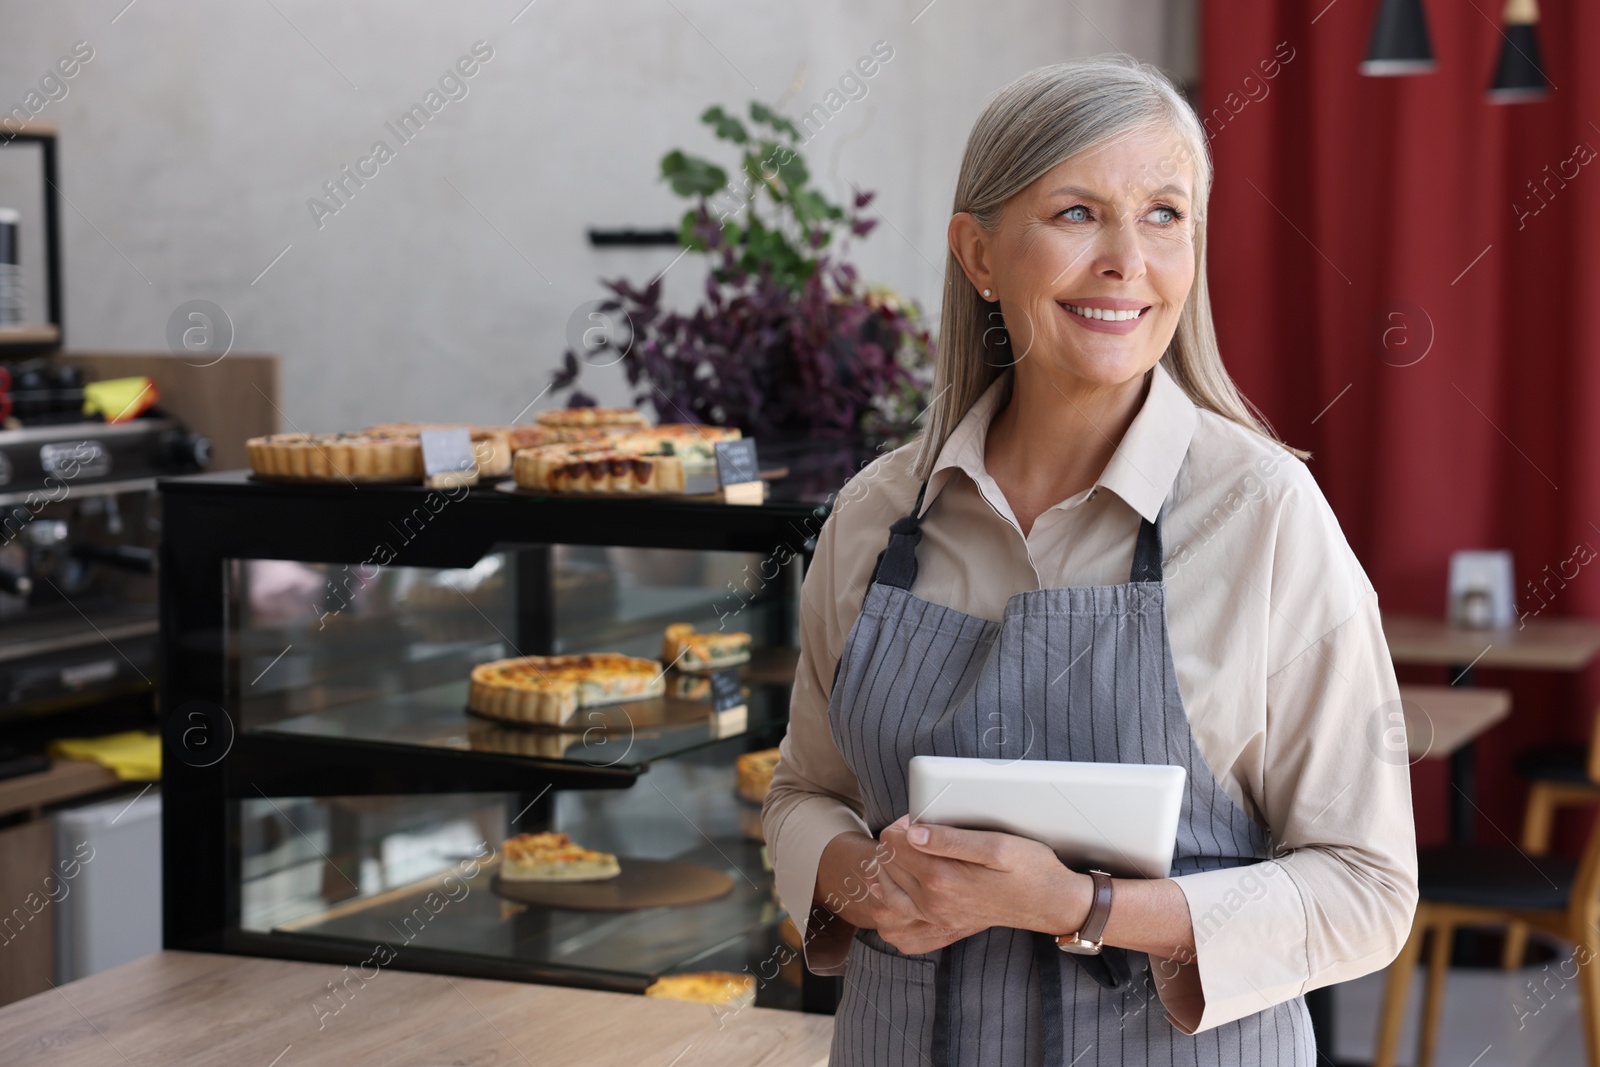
[824,479,1315,1066]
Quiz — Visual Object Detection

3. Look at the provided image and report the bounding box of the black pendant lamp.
[1489,0,1550,103]
[1361,0,1436,76]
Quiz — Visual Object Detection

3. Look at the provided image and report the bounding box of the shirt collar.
[920,360,1198,524]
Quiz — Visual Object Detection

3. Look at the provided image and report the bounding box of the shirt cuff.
[1166,859,1310,1032]
[766,794,871,975]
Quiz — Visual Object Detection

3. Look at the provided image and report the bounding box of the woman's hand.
[870,816,1092,937]
[867,898,986,956]
[817,831,984,955]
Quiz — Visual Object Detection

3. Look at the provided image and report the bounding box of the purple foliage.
[549,137,933,438]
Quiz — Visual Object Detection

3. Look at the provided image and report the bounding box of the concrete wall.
[0,0,1186,432]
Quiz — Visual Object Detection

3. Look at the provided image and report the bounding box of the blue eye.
[1147,205,1185,225]
[1059,205,1091,222]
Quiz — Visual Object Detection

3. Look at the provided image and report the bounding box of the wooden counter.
[0,758,121,821]
[0,951,833,1066]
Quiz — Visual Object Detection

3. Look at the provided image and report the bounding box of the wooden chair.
[1503,707,1600,970]
[1373,709,1600,1067]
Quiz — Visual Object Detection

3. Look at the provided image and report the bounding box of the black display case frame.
[157,467,840,1001]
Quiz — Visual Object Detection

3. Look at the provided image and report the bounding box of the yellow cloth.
[82,376,159,423]
[49,730,161,781]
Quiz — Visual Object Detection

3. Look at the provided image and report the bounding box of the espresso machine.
[0,370,209,734]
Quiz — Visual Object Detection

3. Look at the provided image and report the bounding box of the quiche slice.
[644,971,756,1009]
[468,652,664,726]
[501,831,620,882]
[662,623,752,671]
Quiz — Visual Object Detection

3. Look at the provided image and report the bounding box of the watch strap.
[1056,869,1113,953]
[1080,869,1114,943]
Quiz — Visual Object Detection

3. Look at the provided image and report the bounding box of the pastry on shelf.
[500,831,620,882]
[246,432,423,483]
[467,652,664,726]
[362,422,513,477]
[667,672,750,701]
[662,622,751,671]
[608,424,743,473]
[505,423,622,450]
[644,971,756,1009]
[535,407,649,430]
[513,444,686,494]
[735,747,781,806]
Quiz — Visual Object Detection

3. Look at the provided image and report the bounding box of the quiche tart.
[735,747,781,806]
[644,971,756,1009]
[609,425,742,473]
[468,652,664,726]
[662,623,751,671]
[246,433,423,482]
[362,422,513,477]
[501,831,620,882]
[513,444,686,494]
[506,423,622,450]
[535,407,649,430]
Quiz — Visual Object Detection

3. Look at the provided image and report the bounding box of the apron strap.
[1032,935,1068,1067]
[1128,505,1164,583]
[875,479,1166,589]
[868,479,930,591]
[932,934,1133,1067]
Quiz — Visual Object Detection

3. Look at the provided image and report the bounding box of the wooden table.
[1398,684,1512,760]
[1383,612,1600,841]
[1383,613,1600,673]
[0,951,833,1067]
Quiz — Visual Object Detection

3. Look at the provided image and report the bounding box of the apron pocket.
[830,930,938,1067]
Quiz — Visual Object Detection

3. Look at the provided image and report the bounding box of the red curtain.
[1200,0,1600,846]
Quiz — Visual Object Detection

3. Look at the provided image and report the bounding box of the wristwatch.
[1055,869,1113,955]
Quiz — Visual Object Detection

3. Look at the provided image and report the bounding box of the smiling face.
[950,125,1198,390]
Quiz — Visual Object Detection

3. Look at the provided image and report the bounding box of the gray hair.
[912,53,1306,478]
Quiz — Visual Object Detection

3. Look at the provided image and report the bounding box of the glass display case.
[157,459,857,1011]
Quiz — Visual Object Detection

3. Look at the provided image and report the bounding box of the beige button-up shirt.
[762,360,1419,1034]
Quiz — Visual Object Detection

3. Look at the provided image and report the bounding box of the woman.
[762,55,1418,1066]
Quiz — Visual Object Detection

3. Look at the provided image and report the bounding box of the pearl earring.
[982,288,992,299]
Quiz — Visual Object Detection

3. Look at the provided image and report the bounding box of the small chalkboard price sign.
[709,667,743,712]
[419,427,479,490]
[714,438,763,504]
[707,667,747,737]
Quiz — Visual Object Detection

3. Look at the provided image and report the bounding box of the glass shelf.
[240,758,802,1007]
[253,678,778,772]
[272,835,779,989]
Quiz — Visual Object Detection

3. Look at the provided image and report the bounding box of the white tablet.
[906,755,1186,879]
